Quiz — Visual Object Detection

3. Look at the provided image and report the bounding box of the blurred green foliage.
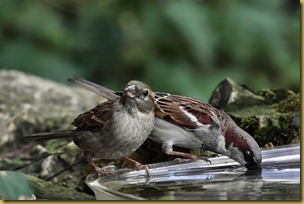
[0,0,300,101]
[0,171,33,200]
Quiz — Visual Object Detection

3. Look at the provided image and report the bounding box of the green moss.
[240,113,299,147]
[231,89,300,147]
[228,105,276,119]
[272,93,300,113]
[27,174,95,200]
[258,89,297,104]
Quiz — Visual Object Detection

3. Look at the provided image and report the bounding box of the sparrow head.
[243,148,262,171]
[121,80,155,113]
[224,126,262,171]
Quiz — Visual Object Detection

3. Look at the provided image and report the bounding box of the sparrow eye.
[143,90,149,97]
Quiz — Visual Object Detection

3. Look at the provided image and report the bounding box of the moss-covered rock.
[209,78,300,147]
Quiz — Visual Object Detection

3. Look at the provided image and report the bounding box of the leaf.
[0,171,33,200]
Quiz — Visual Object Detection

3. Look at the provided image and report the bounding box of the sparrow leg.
[84,152,116,177]
[162,143,211,164]
[122,157,150,176]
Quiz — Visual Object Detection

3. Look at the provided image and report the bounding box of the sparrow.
[67,76,262,170]
[151,93,262,170]
[25,80,156,176]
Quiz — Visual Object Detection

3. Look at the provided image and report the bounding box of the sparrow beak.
[125,84,136,98]
[245,162,262,175]
[245,162,261,170]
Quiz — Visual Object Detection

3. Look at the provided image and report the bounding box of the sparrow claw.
[94,167,117,177]
[209,153,219,158]
[167,150,212,164]
[122,157,151,176]
[198,156,212,164]
[84,151,117,177]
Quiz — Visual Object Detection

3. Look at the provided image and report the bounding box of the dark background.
[0,0,300,101]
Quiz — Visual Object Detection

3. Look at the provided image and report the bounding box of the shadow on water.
[86,144,300,200]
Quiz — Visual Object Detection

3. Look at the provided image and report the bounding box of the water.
[86,144,301,200]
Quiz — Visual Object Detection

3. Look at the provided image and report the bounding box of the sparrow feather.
[68,76,119,100]
[72,99,114,130]
[154,93,216,129]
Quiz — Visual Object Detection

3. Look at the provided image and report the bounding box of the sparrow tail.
[24,130,74,141]
[68,76,119,100]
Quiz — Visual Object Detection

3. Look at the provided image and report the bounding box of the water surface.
[86,144,300,200]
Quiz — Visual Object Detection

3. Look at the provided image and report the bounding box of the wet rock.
[209,78,300,147]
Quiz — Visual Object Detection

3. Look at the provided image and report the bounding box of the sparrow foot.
[122,157,151,176]
[208,153,219,158]
[93,167,117,177]
[167,150,212,164]
[84,151,116,177]
[197,156,212,164]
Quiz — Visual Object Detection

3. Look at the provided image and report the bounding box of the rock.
[26,173,95,200]
[0,70,105,145]
[1,71,299,199]
[0,170,95,200]
[208,78,265,112]
[0,70,106,198]
[209,78,300,147]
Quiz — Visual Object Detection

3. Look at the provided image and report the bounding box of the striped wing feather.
[72,100,115,130]
[154,93,215,129]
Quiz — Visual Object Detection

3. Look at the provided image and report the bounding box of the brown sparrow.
[26,80,156,176]
[152,93,261,170]
[68,76,262,170]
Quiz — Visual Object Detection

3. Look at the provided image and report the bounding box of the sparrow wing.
[68,76,119,100]
[155,93,216,129]
[72,99,115,130]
